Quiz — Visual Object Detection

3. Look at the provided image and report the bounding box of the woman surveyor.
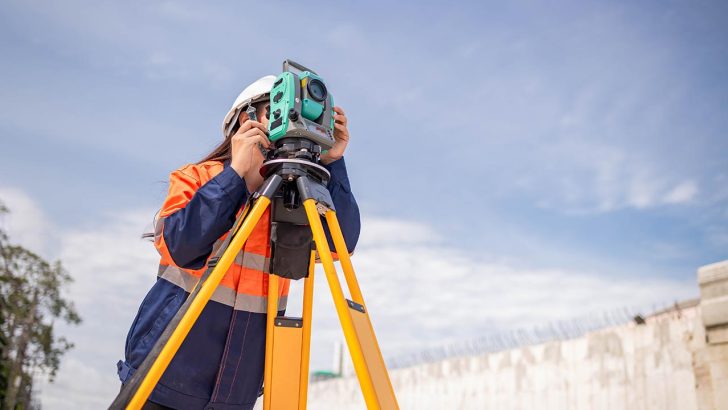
[117,75,360,409]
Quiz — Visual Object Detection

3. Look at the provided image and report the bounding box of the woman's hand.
[230,119,271,178]
[320,106,350,165]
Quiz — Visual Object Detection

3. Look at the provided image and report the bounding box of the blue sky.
[1,0,726,408]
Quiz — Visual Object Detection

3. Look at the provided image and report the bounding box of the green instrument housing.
[268,72,297,142]
[267,61,336,150]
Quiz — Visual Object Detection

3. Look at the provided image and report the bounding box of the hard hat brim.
[222,94,270,134]
[221,75,277,139]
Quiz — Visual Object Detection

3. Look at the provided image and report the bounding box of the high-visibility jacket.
[117,157,360,410]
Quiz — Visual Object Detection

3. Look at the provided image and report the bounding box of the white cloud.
[3,0,722,221]
[664,180,699,204]
[529,142,703,214]
[2,193,697,408]
[36,357,114,410]
[0,2,723,406]
[626,170,663,209]
[0,186,55,256]
[288,216,698,378]
[36,208,160,409]
[0,189,158,409]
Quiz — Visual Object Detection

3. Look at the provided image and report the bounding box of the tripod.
[110,153,399,409]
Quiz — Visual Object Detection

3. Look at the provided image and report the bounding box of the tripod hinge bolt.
[316,203,329,215]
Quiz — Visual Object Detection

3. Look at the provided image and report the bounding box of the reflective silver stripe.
[235,294,287,313]
[154,211,164,242]
[157,264,287,313]
[235,251,271,272]
[210,236,225,256]
[159,264,202,295]
[153,214,165,256]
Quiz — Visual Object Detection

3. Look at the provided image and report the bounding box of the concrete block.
[698,261,728,336]
[706,325,728,345]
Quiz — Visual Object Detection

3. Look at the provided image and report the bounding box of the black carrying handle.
[283,59,316,75]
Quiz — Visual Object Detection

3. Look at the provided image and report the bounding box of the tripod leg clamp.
[296,176,335,213]
[255,174,283,200]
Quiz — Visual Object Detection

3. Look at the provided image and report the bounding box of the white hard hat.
[221,74,277,138]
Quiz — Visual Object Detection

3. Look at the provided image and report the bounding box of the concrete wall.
[308,261,728,410]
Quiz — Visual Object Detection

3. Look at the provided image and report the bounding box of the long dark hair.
[198,133,233,164]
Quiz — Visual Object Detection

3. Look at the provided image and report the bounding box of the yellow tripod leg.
[299,251,316,409]
[325,212,364,305]
[325,211,398,408]
[263,252,316,410]
[263,272,279,410]
[127,197,271,410]
[303,199,399,409]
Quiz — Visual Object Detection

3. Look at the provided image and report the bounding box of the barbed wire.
[384,302,678,370]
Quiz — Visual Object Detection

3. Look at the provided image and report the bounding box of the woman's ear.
[238,110,249,127]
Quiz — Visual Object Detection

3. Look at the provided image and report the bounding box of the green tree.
[0,201,81,409]
[0,201,8,406]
